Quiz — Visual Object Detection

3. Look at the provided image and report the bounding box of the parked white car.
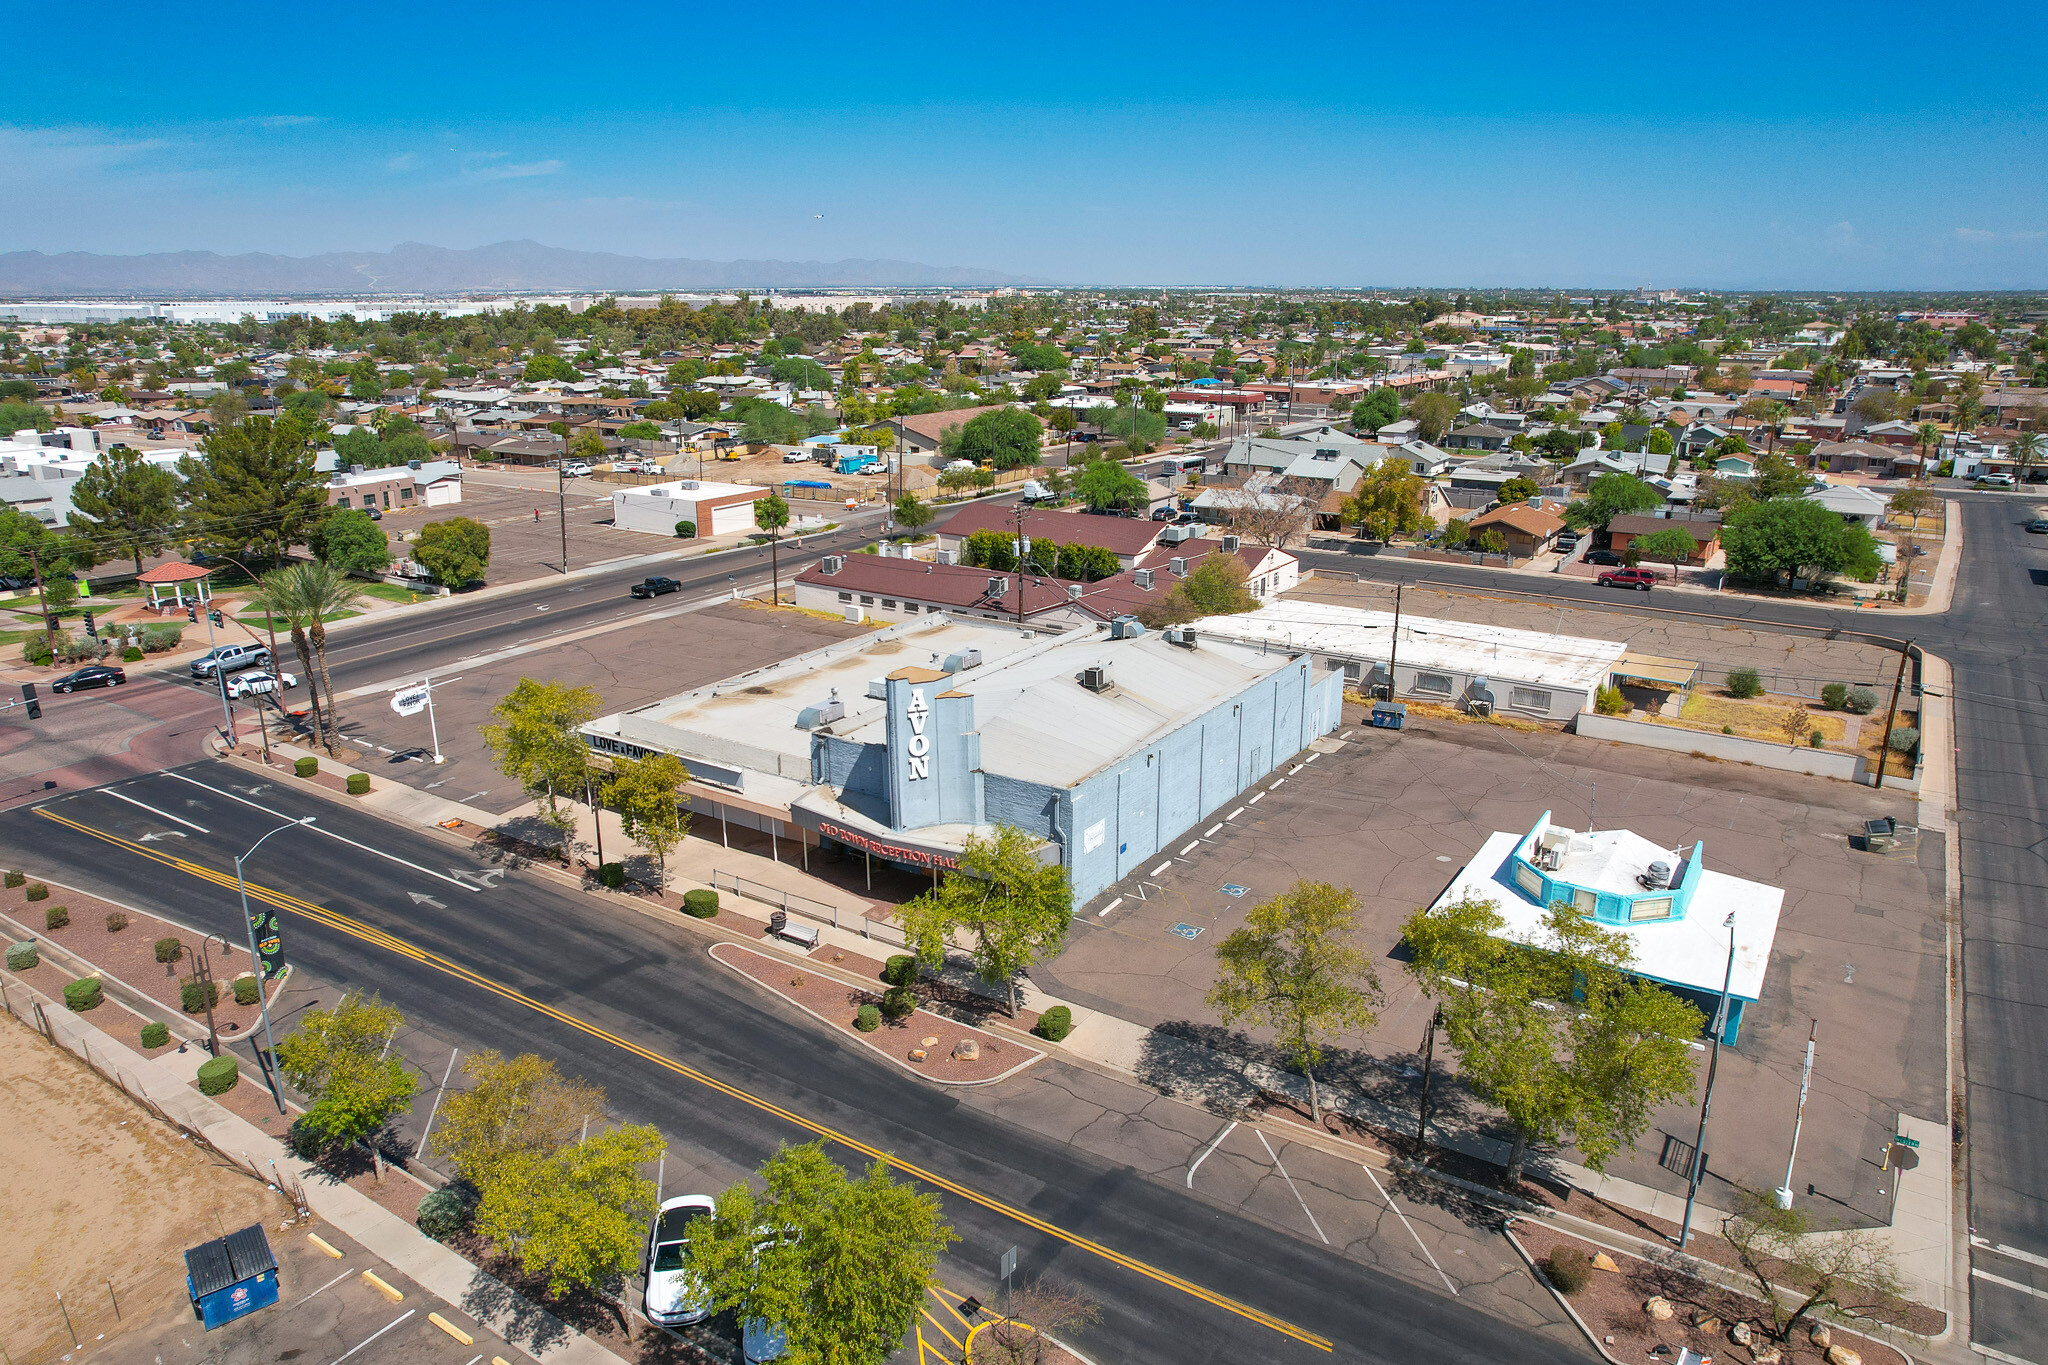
[643,1196,715,1327]
[223,669,300,699]
[562,461,593,478]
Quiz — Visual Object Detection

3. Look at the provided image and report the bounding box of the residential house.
[1444,423,1512,451]
[1814,440,1909,476]
[1804,483,1888,531]
[1466,501,1566,558]
[1606,513,1721,564]
[934,502,1165,568]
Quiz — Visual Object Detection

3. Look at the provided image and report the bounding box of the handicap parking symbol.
[1168,923,1204,940]
[1220,884,1250,898]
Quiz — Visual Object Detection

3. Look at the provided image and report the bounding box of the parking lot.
[373,474,634,587]
[1039,704,1948,1225]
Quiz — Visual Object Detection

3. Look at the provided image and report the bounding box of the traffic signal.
[186,605,197,623]
[44,613,59,633]
[82,611,95,638]
[209,608,223,627]
[20,683,38,720]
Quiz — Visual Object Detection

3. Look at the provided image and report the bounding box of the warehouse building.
[580,613,1342,906]
[611,479,768,537]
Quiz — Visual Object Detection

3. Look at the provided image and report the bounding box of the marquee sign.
[904,687,932,781]
[815,819,960,870]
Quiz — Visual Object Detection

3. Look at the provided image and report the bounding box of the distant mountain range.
[0,240,1043,296]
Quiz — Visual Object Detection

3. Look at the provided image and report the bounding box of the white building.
[611,479,768,538]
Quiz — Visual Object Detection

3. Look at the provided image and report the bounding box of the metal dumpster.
[1863,816,1919,856]
[1370,701,1407,730]
[184,1224,279,1330]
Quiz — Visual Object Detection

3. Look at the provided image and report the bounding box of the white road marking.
[1976,1267,2048,1302]
[1097,896,1123,918]
[1360,1162,1459,1294]
[1151,861,1172,877]
[1226,807,1245,821]
[1269,777,1286,788]
[1181,841,1200,855]
[157,771,480,892]
[1204,824,1223,838]
[417,1047,461,1155]
[1255,1129,1328,1245]
[1342,729,1354,738]
[1186,1119,1238,1187]
[1973,1343,2046,1365]
[1975,1237,2048,1271]
[331,1308,416,1364]
[102,788,211,833]
[291,1268,353,1309]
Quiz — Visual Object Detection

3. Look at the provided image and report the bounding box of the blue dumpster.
[185,1224,279,1329]
[1370,701,1407,730]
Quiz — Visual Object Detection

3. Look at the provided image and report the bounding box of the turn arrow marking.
[408,892,448,909]
[138,831,187,842]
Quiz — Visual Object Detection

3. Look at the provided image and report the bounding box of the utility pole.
[1415,1007,1440,1145]
[1678,911,1739,1247]
[558,435,570,574]
[29,546,53,652]
[1874,641,1913,792]
[1384,583,1403,699]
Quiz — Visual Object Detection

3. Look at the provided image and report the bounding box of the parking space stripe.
[331,1308,415,1365]
[1151,861,1172,877]
[1255,1130,1328,1245]
[1360,1162,1458,1295]
[1181,841,1200,855]
[1186,1119,1237,1187]
[34,807,1333,1352]
[1204,824,1223,837]
[1097,896,1123,917]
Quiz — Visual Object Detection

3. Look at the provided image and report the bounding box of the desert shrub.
[1888,725,1920,754]
[880,986,916,1020]
[346,773,370,796]
[854,1004,881,1032]
[1808,731,1825,747]
[139,624,183,652]
[122,645,144,662]
[883,954,917,987]
[138,1021,170,1049]
[196,1054,239,1095]
[1034,1005,1074,1042]
[1845,686,1878,714]
[1820,682,1849,710]
[20,638,51,666]
[63,976,102,1011]
[674,520,697,539]
[6,940,37,970]
[1725,667,1762,699]
[1545,1246,1591,1294]
[25,883,48,902]
[682,889,718,918]
[233,975,259,1006]
[294,756,318,778]
[1593,685,1628,716]
[597,861,626,889]
[154,936,184,964]
[181,977,220,1014]
[287,1116,325,1158]
[4,870,23,888]
[1721,724,1735,734]
[44,904,68,930]
[417,1187,470,1239]
[104,911,128,932]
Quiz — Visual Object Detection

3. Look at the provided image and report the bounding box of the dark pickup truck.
[630,576,682,599]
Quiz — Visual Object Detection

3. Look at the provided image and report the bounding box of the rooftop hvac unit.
[1080,664,1113,692]
[1066,583,1084,601]
[1637,860,1673,890]
[986,576,1008,597]
[1160,524,1192,544]
[936,549,959,565]
[942,648,982,672]
[866,677,888,699]
[1134,568,1154,590]
[795,697,845,729]
[1467,698,1493,717]
[819,555,844,574]
[1164,626,1197,647]
[1220,534,1241,552]
[1168,557,1188,576]
[1109,615,1145,639]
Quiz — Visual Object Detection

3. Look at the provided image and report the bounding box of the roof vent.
[1079,664,1113,692]
[1110,615,1146,640]
[820,555,844,575]
[1134,568,1154,590]
[1639,860,1673,890]
[1164,626,1197,648]
[1066,582,1083,601]
[1220,534,1240,552]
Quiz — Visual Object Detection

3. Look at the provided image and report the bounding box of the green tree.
[413,516,491,587]
[1406,391,1458,443]
[901,824,1072,1015]
[1400,894,1702,1183]
[431,1050,608,1188]
[247,560,361,752]
[1496,475,1539,505]
[275,990,417,1181]
[757,492,791,603]
[770,355,834,391]
[1721,497,1881,585]
[892,494,933,533]
[1352,388,1403,434]
[1139,552,1259,628]
[65,445,180,572]
[687,1143,955,1365]
[523,354,580,383]
[1645,428,1676,456]
[178,414,327,564]
[310,508,392,575]
[1342,458,1427,540]
[1208,881,1383,1122]
[1054,543,1120,582]
[606,751,690,882]
[1092,404,1167,450]
[1075,458,1147,511]
[0,400,54,434]
[384,431,436,465]
[1566,473,1663,530]
[961,528,1018,570]
[615,420,662,441]
[476,1124,665,1334]
[1751,450,1810,499]
[954,408,1044,471]
[1631,526,1698,581]
[335,426,383,467]
[483,678,602,845]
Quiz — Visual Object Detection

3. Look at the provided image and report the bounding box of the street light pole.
[236,817,312,1115]
[1775,1019,1818,1208]
[1678,911,1739,1247]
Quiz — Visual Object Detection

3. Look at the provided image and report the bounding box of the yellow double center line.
[35,806,1333,1353]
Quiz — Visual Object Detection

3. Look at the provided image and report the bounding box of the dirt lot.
[0,1013,291,1363]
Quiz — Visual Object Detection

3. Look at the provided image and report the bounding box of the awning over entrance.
[1612,652,1702,691]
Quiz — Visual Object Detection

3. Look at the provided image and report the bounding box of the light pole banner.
[390,684,431,717]
[249,907,285,980]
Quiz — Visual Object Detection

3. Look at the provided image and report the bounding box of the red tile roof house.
[794,537,1298,629]
[934,503,1166,569]
[1465,502,1566,558]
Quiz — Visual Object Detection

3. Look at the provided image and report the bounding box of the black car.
[631,576,682,599]
[1150,506,1172,521]
[1584,549,1625,566]
[52,665,126,693]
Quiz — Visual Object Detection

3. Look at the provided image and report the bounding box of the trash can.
[1864,817,1896,852]
[1370,701,1407,730]
[184,1224,279,1330]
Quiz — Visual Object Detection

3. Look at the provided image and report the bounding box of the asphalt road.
[2,762,1586,1365]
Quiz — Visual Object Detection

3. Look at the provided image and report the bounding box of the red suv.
[1597,568,1658,591]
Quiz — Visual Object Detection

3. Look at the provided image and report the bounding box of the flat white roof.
[1430,829,1782,1002]
[615,479,763,500]
[1191,599,1629,695]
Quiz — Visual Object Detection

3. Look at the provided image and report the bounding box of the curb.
[706,942,1045,1088]
[1503,1218,1628,1365]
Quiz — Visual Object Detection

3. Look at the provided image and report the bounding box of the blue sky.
[6,1,2046,288]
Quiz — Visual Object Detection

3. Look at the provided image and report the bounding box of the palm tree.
[2015,432,2044,484]
[250,561,361,753]
[1916,422,1941,481]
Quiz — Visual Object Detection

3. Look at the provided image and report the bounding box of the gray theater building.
[580,613,1342,906]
